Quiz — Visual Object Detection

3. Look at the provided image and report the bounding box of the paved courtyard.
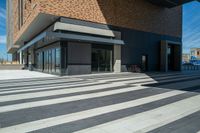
[0,70,200,133]
[0,70,56,80]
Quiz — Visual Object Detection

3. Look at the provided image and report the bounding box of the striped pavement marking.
[0,86,148,113]
[75,95,200,133]
[98,73,200,83]
[2,72,196,95]
[0,83,130,102]
[0,72,199,133]
[135,75,200,85]
[157,79,200,90]
[0,80,95,93]
[0,78,84,89]
[148,110,200,133]
[0,90,185,133]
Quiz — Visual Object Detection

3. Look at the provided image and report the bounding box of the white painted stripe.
[99,76,153,82]
[1,72,198,92]
[0,74,151,93]
[0,80,94,93]
[0,76,76,83]
[0,74,150,94]
[0,90,185,133]
[0,74,157,94]
[0,82,128,102]
[135,75,200,85]
[0,78,83,88]
[98,73,196,83]
[75,95,200,133]
[0,86,148,113]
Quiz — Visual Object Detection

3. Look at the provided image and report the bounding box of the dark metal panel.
[48,32,125,45]
[18,32,125,53]
[147,0,198,8]
[119,26,182,71]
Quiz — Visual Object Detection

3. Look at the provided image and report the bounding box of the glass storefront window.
[55,48,61,73]
[44,50,49,72]
[92,48,113,72]
[35,47,61,75]
[48,49,52,73]
[52,49,56,73]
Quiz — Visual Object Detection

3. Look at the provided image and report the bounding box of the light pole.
[0,53,3,64]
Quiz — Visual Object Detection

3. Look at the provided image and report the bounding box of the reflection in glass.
[48,49,52,73]
[35,47,61,74]
[92,48,112,72]
[52,49,55,73]
[55,48,61,73]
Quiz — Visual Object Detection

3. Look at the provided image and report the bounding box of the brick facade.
[12,0,182,48]
[12,0,40,44]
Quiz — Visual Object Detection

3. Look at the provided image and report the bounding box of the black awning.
[18,32,125,52]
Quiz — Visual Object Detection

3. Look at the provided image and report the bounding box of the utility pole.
[7,54,8,62]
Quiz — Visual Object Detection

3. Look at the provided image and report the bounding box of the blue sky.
[0,0,8,60]
[0,0,199,59]
[183,1,200,53]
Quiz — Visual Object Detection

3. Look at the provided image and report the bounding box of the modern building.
[6,0,199,75]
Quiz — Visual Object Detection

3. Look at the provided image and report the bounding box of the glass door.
[92,48,112,72]
[141,55,148,71]
[168,45,174,70]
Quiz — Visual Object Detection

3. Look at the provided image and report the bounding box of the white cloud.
[0,35,6,44]
[0,7,6,19]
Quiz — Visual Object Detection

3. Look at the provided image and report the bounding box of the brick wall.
[12,0,182,47]
[12,0,40,44]
[39,0,182,37]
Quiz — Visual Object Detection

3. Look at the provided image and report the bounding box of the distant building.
[190,48,200,60]
[182,53,190,63]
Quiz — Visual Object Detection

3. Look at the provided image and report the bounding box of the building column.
[114,45,121,73]
[30,49,35,65]
[19,51,23,64]
[173,45,182,71]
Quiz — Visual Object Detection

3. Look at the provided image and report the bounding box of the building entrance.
[167,45,174,70]
[92,47,113,72]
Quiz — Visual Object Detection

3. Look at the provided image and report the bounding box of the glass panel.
[48,49,52,73]
[44,51,48,72]
[92,49,99,72]
[41,52,44,71]
[38,52,41,71]
[35,47,61,74]
[168,46,172,70]
[52,49,55,73]
[92,48,112,72]
[35,53,39,69]
[99,49,105,71]
[55,48,61,73]
[105,50,112,71]
[141,55,148,71]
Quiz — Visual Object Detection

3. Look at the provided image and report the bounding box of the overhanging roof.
[147,0,200,8]
[15,13,59,47]
[18,32,125,52]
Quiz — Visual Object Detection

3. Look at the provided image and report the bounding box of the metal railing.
[126,65,142,73]
[182,65,200,71]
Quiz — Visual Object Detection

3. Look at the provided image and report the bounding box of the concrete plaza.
[0,71,200,133]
